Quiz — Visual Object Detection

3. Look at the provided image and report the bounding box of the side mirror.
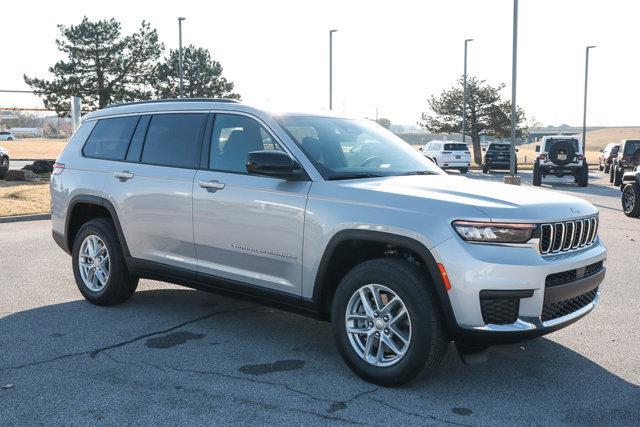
[246,150,306,180]
[535,146,540,152]
[482,147,486,152]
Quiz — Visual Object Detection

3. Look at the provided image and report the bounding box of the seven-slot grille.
[539,216,598,254]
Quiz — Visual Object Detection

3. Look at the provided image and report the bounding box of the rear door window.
[83,116,139,160]
[141,113,207,168]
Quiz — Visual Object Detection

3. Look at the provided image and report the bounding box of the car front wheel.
[331,258,448,386]
[72,218,138,305]
[622,183,640,218]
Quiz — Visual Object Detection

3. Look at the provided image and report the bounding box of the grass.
[0,181,50,217]
[1,138,67,159]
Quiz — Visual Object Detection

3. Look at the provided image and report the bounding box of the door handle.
[114,171,134,181]
[199,180,225,191]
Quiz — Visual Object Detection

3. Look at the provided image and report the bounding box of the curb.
[0,213,51,224]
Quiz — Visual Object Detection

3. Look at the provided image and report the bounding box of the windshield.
[545,138,579,152]
[624,140,640,155]
[276,115,443,179]
[487,144,510,151]
[444,143,469,151]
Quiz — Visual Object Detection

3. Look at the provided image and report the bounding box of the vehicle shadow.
[1,288,638,424]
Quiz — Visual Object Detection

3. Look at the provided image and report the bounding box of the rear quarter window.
[82,116,139,160]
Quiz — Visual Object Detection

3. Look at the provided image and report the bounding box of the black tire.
[0,156,8,179]
[598,162,604,172]
[459,167,468,174]
[604,163,610,174]
[72,218,138,306]
[532,162,542,186]
[622,183,640,218]
[331,258,448,387]
[482,164,489,174]
[6,137,12,141]
[610,165,615,184]
[577,163,589,187]
[613,165,623,186]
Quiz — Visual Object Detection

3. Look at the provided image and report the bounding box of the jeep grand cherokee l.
[51,99,607,386]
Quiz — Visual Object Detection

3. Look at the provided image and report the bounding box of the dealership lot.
[0,170,638,425]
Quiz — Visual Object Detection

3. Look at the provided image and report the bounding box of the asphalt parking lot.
[1,170,639,425]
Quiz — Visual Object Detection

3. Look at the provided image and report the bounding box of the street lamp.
[329,29,338,110]
[507,0,519,182]
[582,45,597,154]
[178,17,186,98]
[462,38,473,143]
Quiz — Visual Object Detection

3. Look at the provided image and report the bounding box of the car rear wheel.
[622,183,640,218]
[613,166,624,186]
[577,164,589,187]
[532,162,542,186]
[604,163,610,174]
[0,156,8,179]
[482,164,489,174]
[72,218,138,305]
[331,258,448,386]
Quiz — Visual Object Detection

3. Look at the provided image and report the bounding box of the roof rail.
[104,98,241,109]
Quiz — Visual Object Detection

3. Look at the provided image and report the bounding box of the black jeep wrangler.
[621,168,640,218]
[610,139,640,186]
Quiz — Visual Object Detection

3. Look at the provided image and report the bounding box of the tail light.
[540,154,547,160]
[52,162,65,175]
[578,154,584,160]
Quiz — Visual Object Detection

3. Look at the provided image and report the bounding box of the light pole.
[462,38,473,143]
[507,0,519,182]
[582,45,596,154]
[178,17,186,98]
[329,29,338,110]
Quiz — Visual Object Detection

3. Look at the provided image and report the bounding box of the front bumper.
[433,234,607,345]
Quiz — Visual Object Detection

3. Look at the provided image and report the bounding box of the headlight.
[452,221,535,243]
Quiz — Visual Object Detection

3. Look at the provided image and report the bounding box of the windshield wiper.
[397,170,438,176]
[327,172,386,180]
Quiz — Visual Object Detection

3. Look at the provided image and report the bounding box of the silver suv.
[51,99,607,386]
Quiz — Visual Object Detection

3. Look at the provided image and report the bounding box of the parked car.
[620,169,640,217]
[598,143,620,173]
[50,99,607,386]
[610,140,640,186]
[0,145,9,179]
[0,131,15,141]
[533,136,588,187]
[420,141,471,173]
[481,142,517,173]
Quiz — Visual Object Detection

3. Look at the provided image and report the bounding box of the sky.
[2,0,639,127]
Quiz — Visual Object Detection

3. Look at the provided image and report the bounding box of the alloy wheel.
[623,186,636,213]
[78,234,110,292]
[345,284,412,367]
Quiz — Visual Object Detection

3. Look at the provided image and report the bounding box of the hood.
[336,174,597,223]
